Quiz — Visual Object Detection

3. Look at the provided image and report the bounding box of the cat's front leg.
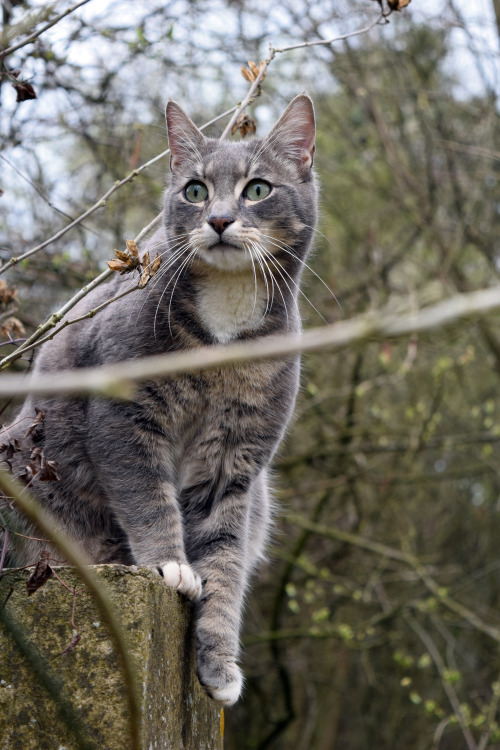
[185,487,256,706]
[117,486,202,601]
[110,481,202,602]
[87,402,202,601]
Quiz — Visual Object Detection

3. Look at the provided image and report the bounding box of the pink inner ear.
[302,144,315,166]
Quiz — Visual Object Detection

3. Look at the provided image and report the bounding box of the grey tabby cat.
[1,94,317,705]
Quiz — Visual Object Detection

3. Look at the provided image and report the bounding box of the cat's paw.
[197,657,243,706]
[161,561,202,601]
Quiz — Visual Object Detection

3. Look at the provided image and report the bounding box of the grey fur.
[0,95,317,705]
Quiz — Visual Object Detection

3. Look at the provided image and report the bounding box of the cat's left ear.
[265,94,316,170]
[166,100,206,172]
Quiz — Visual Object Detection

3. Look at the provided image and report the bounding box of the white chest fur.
[196,270,267,343]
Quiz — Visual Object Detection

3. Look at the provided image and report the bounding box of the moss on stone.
[0,565,222,749]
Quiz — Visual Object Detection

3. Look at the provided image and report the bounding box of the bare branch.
[10,281,140,361]
[406,614,478,750]
[1,285,500,397]
[0,267,114,368]
[0,0,92,59]
[220,56,274,140]
[220,10,386,141]
[273,12,387,54]
[0,106,238,276]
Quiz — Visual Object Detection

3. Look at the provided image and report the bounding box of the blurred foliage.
[230,19,500,750]
[2,1,500,748]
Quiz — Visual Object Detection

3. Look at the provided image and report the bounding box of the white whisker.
[254,243,292,327]
[243,243,259,319]
[130,237,192,324]
[261,233,343,315]
[162,245,198,337]
[250,241,272,318]
[259,240,327,324]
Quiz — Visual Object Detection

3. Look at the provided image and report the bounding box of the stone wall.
[0,565,223,750]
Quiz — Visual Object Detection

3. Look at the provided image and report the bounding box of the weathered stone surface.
[0,565,223,750]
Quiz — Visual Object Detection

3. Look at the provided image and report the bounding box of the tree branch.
[0,106,238,276]
[288,515,500,645]
[0,0,92,59]
[2,284,500,397]
[219,10,386,141]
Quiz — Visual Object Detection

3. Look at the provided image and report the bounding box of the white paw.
[161,561,202,601]
[201,661,243,706]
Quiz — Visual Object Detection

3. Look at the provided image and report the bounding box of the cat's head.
[163,95,317,274]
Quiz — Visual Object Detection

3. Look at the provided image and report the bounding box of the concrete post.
[0,565,223,749]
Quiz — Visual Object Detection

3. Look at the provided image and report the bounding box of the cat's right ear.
[264,94,316,171]
[166,100,206,172]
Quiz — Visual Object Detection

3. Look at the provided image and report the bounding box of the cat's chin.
[197,245,254,272]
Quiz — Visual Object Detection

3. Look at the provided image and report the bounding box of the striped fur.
[1,95,317,705]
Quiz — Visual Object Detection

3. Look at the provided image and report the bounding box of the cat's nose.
[208,216,235,236]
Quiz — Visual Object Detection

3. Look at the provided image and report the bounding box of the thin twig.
[220,12,386,141]
[288,515,500,645]
[220,55,274,140]
[0,210,164,368]
[273,12,386,53]
[405,614,478,750]
[477,674,500,750]
[1,13,383,272]
[0,0,92,59]
[0,155,100,235]
[0,105,237,276]
[0,267,114,368]
[11,282,140,360]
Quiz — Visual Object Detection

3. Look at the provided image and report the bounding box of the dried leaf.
[150,253,162,275]
[241,67,254,83]
[231,112,257,138]
[12,80,37,102]
[0,439,21,459]
[107,259,131,274]
[125,239,139,258]
[0,280,17,305]
[240,60,266,84]
[387,0,411,8]
[19,446,60,484]
[115,249,132,262]
[107,241,141,274]
[138,251,162,289]
[248,61,260,77]
[19,465,34,483]
[38,457,61,482]
[0,438,21,470]
[24,407,45,440]
[60,632,82,656]
[0,317,25,339]
[26,551,53,595]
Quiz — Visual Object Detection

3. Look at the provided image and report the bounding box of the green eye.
[244,180,271,202]
[185,181,208,203]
